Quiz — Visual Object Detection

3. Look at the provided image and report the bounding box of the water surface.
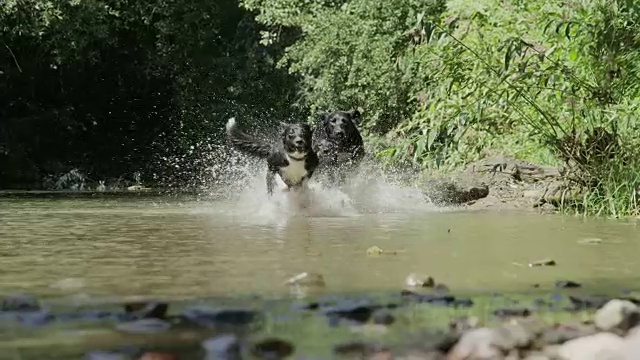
[1,187,639,301]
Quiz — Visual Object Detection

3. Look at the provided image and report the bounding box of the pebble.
[528,258,556,267]
[323,304,376,323]
[555,280,582,289]
[623,327,640,360]
[251,338,295,359]
[493,308,531,318]
[594,299,640,333]
[405,273,435,288]
[202,334,241,360]
[557,332,625,359]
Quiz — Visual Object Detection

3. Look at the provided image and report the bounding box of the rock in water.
[528,258,556,267]
[405,273,435,288]
[594,299,640,333]
[555,280,582,289]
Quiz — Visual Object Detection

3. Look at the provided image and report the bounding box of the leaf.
[426,129,438,150]
[564,22,572,40]
[568,48,578,62]
[504,43,512,71]
[414,138,426,158]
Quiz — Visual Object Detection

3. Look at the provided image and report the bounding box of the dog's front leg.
[266,171,276,196]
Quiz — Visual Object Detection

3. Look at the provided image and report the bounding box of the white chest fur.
[279,154,308,185]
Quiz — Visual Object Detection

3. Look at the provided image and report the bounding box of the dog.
[225,117,319,196]
[313,109,365,185]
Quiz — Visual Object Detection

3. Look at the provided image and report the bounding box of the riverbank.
[420,156,572,214]
[2,288,640,359]
[1,154,636,219]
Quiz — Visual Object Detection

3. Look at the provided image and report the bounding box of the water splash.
[190,145,439,226]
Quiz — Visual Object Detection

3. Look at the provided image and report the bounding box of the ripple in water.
[200,147,439,225]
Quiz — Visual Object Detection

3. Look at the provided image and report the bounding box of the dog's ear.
[278,121,291,135]
[348,108,362,125]
[317,111,329,124]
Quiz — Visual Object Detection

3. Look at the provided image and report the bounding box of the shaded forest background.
[2,0,640,216]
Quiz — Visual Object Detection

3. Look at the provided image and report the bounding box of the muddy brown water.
[1,191,639,301]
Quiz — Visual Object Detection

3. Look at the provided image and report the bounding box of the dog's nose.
[294,138,305,146]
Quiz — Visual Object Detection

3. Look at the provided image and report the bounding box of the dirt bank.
[422,156,578,213]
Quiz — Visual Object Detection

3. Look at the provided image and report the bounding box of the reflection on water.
[0,182,639,301]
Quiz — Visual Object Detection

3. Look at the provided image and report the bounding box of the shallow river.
[1,182,639,301]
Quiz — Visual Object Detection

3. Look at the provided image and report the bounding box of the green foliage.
[0,0,299,188]
[241,0,447,132]
[3,0,640,216]
[244,0,640,217]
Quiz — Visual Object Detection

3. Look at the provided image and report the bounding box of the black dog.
[225,117,319,195]
[313,109,365,184]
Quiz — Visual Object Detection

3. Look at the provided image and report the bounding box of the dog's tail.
[225,117,272,159]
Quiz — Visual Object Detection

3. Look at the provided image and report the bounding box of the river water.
[1,174,639,302]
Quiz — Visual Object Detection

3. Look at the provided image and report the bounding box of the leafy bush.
[244,0,640,216]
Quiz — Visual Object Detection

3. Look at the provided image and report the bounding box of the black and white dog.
[313,109,365,185]
[225,117,319,196]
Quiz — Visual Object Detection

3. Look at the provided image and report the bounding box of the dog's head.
[318,109,362,144]
[280,122,314,158]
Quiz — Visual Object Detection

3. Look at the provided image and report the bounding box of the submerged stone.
[324,305,375,323]
[372,309,395,325]
[555,280,582,289]
[333,341,384,357]
[493,308,531,318]
[115,318,172,334]
[1,293,40,312]
[251,338,295,359]
[85,351,128,360]
[290,302,320,312]
[433,284,450,294]
[182,308,260,328]
[124,302,169,320]
[400,290,461,307]
[567,295,611,310]
[58,310,114,322]
[202,334,241,360]
[0,309,53,326]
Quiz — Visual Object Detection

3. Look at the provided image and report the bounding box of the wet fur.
[313,109,365,185]
[225,117,319,196]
